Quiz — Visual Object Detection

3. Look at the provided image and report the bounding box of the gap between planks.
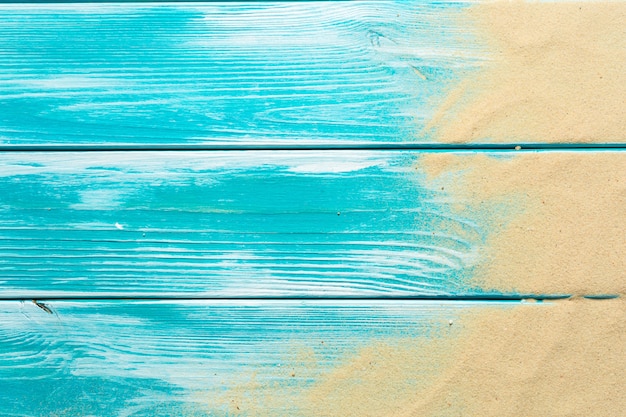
[2,295,612,302]
[0,143,625,152]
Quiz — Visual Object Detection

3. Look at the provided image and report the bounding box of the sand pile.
[427,2,626,143]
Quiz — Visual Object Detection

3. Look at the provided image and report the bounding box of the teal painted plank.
[0,1,482,146]
[2,150,623,298]
[0,299,519,416]
[0,150,482,297]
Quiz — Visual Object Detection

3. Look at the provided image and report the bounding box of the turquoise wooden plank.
[0,150,483,298]
[0,299,519,416]
[0,1,482,146]
[2,150,623,298]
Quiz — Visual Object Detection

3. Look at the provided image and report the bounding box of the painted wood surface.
[1,1,624,415]
[0,150,483,298]
[2,149,622,298]
[0,1,482,146]
[0,299,520,416]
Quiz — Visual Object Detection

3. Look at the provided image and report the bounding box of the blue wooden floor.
[0,1,624,416]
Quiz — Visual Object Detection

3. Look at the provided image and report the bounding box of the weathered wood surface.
[2,150,623,298]
[0,1,481,146]
[1,1,623,415]
[0,150,483,297]
[0,299,519,416]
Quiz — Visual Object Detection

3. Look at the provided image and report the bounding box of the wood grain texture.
[3,150,623,298]
[1,2,623,416]
[0,150,482,297]
[0,299,518,416]
[0,1,482,146]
